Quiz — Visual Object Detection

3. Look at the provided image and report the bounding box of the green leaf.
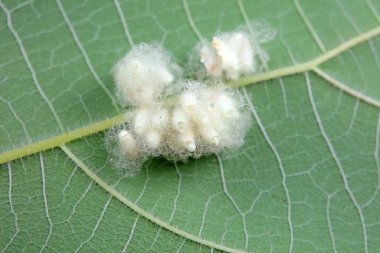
[1,0,380,252]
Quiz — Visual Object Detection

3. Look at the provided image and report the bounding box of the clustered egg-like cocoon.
[200,32,254,80]
[113,43,182,106]
[189,22,276,80]
[108,72,251,174]
[108,22,277,174]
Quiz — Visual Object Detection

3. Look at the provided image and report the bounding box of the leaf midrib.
[60,144,246,253]
[1,26,380,164]
[231,26,380,87]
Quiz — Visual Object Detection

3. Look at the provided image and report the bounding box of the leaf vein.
[362,112,380,208]
[113,0,135,46]
[2,26,380,164]
[75,196,112,253]
[121,215,140,253]
[366,0,380,23]
[232,26,380,90]
[305,72,368,253]
[313,67,380,108]
[0,1,65,133]
[55,0,120,112]
[60,144,245,253]
[170,162,182,223]
[243,88,294,253]
[1,163,19,253]
[39,153,53,253]
[293,0,326,52]
[216,154,248,251]
[182,0,203,40]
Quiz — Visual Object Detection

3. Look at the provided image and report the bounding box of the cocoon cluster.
[190,23,276,80]
[200,31,253,80]
[107,23,277,175]
[109,44,251,174]
[113,43,181,106]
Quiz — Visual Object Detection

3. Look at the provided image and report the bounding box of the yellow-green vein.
[0,115,125,164]
[60,144,245,253]
[1,26,380,164]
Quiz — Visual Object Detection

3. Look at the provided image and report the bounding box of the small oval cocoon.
[172,108,189,133]
[200,126,220,146]
[180,92,199,114]
[151,108,169,130]
[118,130,139,156]
[179,130,196,152]
[145,130,161,149]
[134,108,150,135]
[217,93,239,118]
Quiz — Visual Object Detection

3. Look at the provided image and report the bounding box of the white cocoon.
[172,108,189,133]
[145,130,161,149]
[157,67,174,85]
[228,33,253,72]
[113,44,180,106]
[110,41,255,174]
[191,107,210,126]
[138,87,156,107]
[179,130,196,152]
[208,109,227,134]
[134,108,150,135]
[180,92,198,114]
[200,44,222,78]
[212,37,240,79]
[118,130,139,156]
[200,126,220,145]
[151,108,169,130]
[217,93,239,118]
[198,31,257,80]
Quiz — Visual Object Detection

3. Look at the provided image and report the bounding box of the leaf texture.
[1,0,380,252]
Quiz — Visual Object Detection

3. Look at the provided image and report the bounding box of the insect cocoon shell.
[193,108,210,126]
[179,130,196,152]
[179,92,210,126]
[216,93,239,119]
[151,108,169,130]
[118,130,139,157]
[200,126,220,146]
[208,109,228,134]
[109,41,256,176]
[194,23,276,80]
[227,32,254,73]
[113,44,182,106]
[156,66,175,86]
[203,87,219,111]
[145,129,162,149]
[180,91,199,115]
[211,36,241,79]
[134,108,150,136]
[199,45,223,78]
[203,32,253,80]
[172,108,190,133]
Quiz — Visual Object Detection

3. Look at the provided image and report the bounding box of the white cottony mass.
[113,43,181,106]
[200,32,255,80]
[194,23,276,80]
[109,79,251,174]
[108,22,275,175]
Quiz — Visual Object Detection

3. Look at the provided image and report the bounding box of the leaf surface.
[1,0,380,252]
